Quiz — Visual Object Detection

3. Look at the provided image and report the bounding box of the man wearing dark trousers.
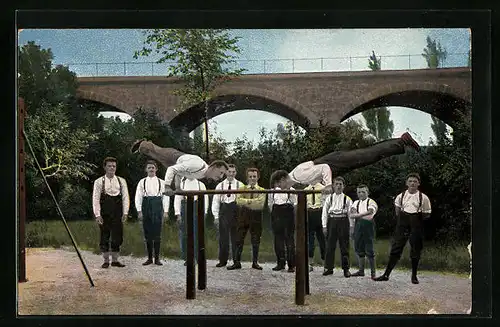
[92,157,130,268]
[227,168,265,270]
[374,173,431,284]
[212,164,243,267]
[322,176,353,277]
[304,180,326,272]
[268,170,298,273]
[288,132,421,192]
[135,160,170,266]
[349,184,378,279]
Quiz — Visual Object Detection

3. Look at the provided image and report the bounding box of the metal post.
[304,200,310,295]
[295,193,306,305]
[151,62,154,76]
[349,57,352,71]
[321,58,324,71]
[95,63,98,76]
[186,195,196,299]
[197,195,206,290]
[408,54,411,69]
[124,62,126,75]
[292,59,295,73]
[263,60,266,74]
[18,97,27,283]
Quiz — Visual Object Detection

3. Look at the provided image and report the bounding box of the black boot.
[368,256,376,279]
[272,261,286,271]
[143,241,153,265]
[411,257,420,284]
[341,255,351,278]
[154,240,163,265]
[227,245,242,270]
[252,244,263,270]
[351,256,365,277]
[374,255,399,281]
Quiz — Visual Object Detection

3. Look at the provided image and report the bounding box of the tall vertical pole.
[186,195,196,299]
[197,195,206,290]
[18,97,27,283]
[295,193,306,305]
[304,200,310,295]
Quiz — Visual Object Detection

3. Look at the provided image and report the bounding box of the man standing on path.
[134,160,169,266]
[349,184,378,279]
[212,164,242,268]
[288,132,421,191]
[321,176,353,278]
[374,173,432,284]
[92,157,130,268]
[227,168,265,271]
[130,140,228,195]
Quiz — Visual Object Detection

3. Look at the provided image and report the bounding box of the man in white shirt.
[174,176,209,265]
[304,180,326,272]
[288,132,421,191]
[92,157,130,268]
[134,160,169,266]
[374,173,432,284]
[268,170,298,272]
[321,176,353,277]
[130,140,228,194]
[349,184,378,279]
[211,164,242,268]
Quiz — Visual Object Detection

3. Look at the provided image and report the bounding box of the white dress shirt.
[174,178,209,216]
[350,198,378,226]
[134,176,170,213]
[289,161,332,186]
[321,192,352,228]
[211,178,242,221]
[92,175,130,218]
[394,191,431,214]
[267,187,297,211]
[164,154,208,187]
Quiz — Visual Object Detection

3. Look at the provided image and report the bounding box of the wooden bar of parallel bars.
[18,98,27,283]
[186,195,196,299]
[295,193,306,305]
[304,200,310,295]
[197,195,207,290]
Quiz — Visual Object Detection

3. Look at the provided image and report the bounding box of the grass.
[25,220,470,274]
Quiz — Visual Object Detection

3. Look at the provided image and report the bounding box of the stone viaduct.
[76,67,471,131]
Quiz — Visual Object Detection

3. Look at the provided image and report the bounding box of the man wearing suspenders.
[174,176,209,265]
[212,164,242,268]
[92,157,130,268]
[268,170,298,272]
[321,176,353,277]
[135,160,169,266]
[349,184,378,279]
[374,173,432,284]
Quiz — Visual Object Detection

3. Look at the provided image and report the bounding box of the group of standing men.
[92,131,435,283]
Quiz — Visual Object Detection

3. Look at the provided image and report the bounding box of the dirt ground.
[17,248,472,315]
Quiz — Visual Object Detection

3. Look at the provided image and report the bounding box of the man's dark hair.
[103,157,117,167]
[246,167,260,178]
[209,160,229,170]
[333,176,345,185]
[270,170,289,187]
[406,172,421,182]
[145,160,158,168]
[227,164,236,169]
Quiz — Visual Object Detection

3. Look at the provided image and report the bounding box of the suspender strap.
[102,176,122,195]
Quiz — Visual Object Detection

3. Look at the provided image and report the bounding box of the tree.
[134,29,245,160]
[422,36,448,69]
[362,51,394,141]
[430,116,449,146]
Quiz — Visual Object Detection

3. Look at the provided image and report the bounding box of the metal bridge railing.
[62,53,469,77]
[177,188,323,305]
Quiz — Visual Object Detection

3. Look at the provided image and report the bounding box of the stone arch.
[76,89,130,114]
[341,82,471,127]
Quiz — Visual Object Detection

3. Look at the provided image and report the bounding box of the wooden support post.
[186,195,196,299]
[295,193,306,305]
[197,195,206,290]
[304,201,310,295]
[18,97,27,283]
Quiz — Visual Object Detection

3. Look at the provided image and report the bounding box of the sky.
[17,28,470,147]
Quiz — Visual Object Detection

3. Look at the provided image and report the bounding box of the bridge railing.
[63,52,469,77]
[176,187,323,306]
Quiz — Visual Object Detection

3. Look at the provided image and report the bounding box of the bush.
[58,183,94,220]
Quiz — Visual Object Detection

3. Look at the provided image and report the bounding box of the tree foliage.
[422,36,448,69]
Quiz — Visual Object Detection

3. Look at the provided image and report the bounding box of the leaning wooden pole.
[304,202,310,295]
[186,195,196,299]
[18,97,27,283]
[197,195,207,290]
[295,193,306,305]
